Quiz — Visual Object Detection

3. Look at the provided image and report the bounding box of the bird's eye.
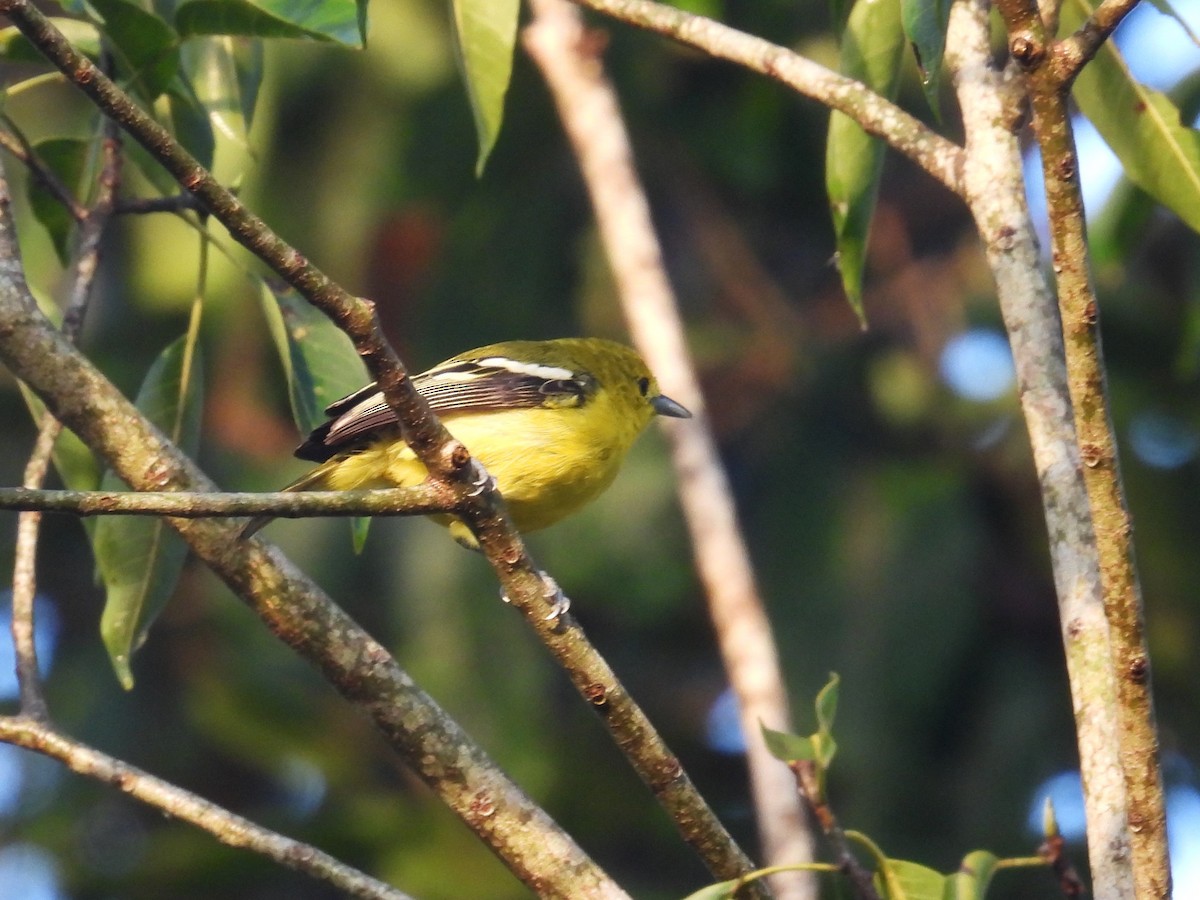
[637,377,650,396]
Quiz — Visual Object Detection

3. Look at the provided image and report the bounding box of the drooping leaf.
[827,0,905,324]
[175,0,363,46]
[167,70,217,170]
[450,0,519,175]
[1068,0,1200,236]
[900,0,950,112]
[259,281,369,435]
[178,36,262,167]
[18,386,102,496]
[96,335,204,689]
[945,850,999,900]
[26,139,88,265]
[85,0,181,101]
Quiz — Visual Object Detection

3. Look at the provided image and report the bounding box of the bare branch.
[1055,0,1142,84]
[571,0,965,196]
[0,486,455,519]
[525,2,812,898]
[0,716,413,900]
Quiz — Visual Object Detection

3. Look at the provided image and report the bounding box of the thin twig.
[995,0,1169,896]
[0,716,413,900]
[0,124,87,222]
[789,762,879,900]
[115,193,205,215]
[10,116,120,718]
[0,485,456,519]
[571,0,966,197]
[525,3,811,898]
[1055,0,1142,83]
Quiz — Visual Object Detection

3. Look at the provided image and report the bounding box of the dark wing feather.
[293,357,595,462]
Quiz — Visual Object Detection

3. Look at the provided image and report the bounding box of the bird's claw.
[466,461,496,498]
[499,571,571,621]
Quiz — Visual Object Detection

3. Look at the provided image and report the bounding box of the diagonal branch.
[0,716,413,900]
[571,0,966,196]
[525,3,812,898]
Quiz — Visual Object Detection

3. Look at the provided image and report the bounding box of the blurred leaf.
[1069,0,1200,236]
[761,723,817,762]
[86,0,181,101]
[450,0,519,175]
[827,0,905,324]
[167,70,216,169]
[900,0,950,112]
[1041,796,1060,837]
[0,19,101,62]
[351,514,371,553]
[18,385,103,497]
[175,0,363,46]
[259,280,369,435]
[681,879,742,900]
[946,850,999,899]
[97,334,204,689]
[1146,0,1200,46]
[815,671,840,734]
[876,858,947,899]
[26,139,87,265]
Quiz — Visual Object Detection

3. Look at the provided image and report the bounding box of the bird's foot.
[466,461,496,498]
[500,571,571,621]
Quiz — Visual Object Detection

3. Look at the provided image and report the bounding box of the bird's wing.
[294,356,596,461]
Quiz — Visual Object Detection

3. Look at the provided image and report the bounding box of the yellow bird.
[244,338,690,548]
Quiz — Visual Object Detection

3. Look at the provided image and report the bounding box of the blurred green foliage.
[2,0,1199,898]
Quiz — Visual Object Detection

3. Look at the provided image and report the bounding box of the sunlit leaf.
[97,335,204,689]
[945,850,999,900]
[175,0,363,46]
[26,139,87,265]
[167,70,216,170]
[86,0,181,101]
[900,0,950,111]
[451,0,519,175]
[1068,0,1200,236]
[827,0,905,324]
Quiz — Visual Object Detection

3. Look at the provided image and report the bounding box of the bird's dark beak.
[651,394,692,418]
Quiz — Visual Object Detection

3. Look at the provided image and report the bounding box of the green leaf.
[945,850,999,900]
[175,0,363,46]
[86,0,181,101]
[18,386,102,495]
[167,70,217,170]
[451,0,519,175]
[877,858,947,900]
[681,879,742,900]
[900,0,950,112]
[1068,0,1200,236]
[96,335,204,689]
[761,723,818,762]
[259,281,369,435]
[0,19,101,62]
[815,671,840,733]
[26,139,88,265]
[827,0,905,324]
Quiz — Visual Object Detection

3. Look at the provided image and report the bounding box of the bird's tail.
[239,462,337,540]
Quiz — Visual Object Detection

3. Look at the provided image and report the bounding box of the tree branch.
[570,0,965,196]
[0,716,413,900]
[994,1,1169,896]
[1055,0,1142,84]
[0,486,457,519]
[0,12,761,888]
[524,3,812,898]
